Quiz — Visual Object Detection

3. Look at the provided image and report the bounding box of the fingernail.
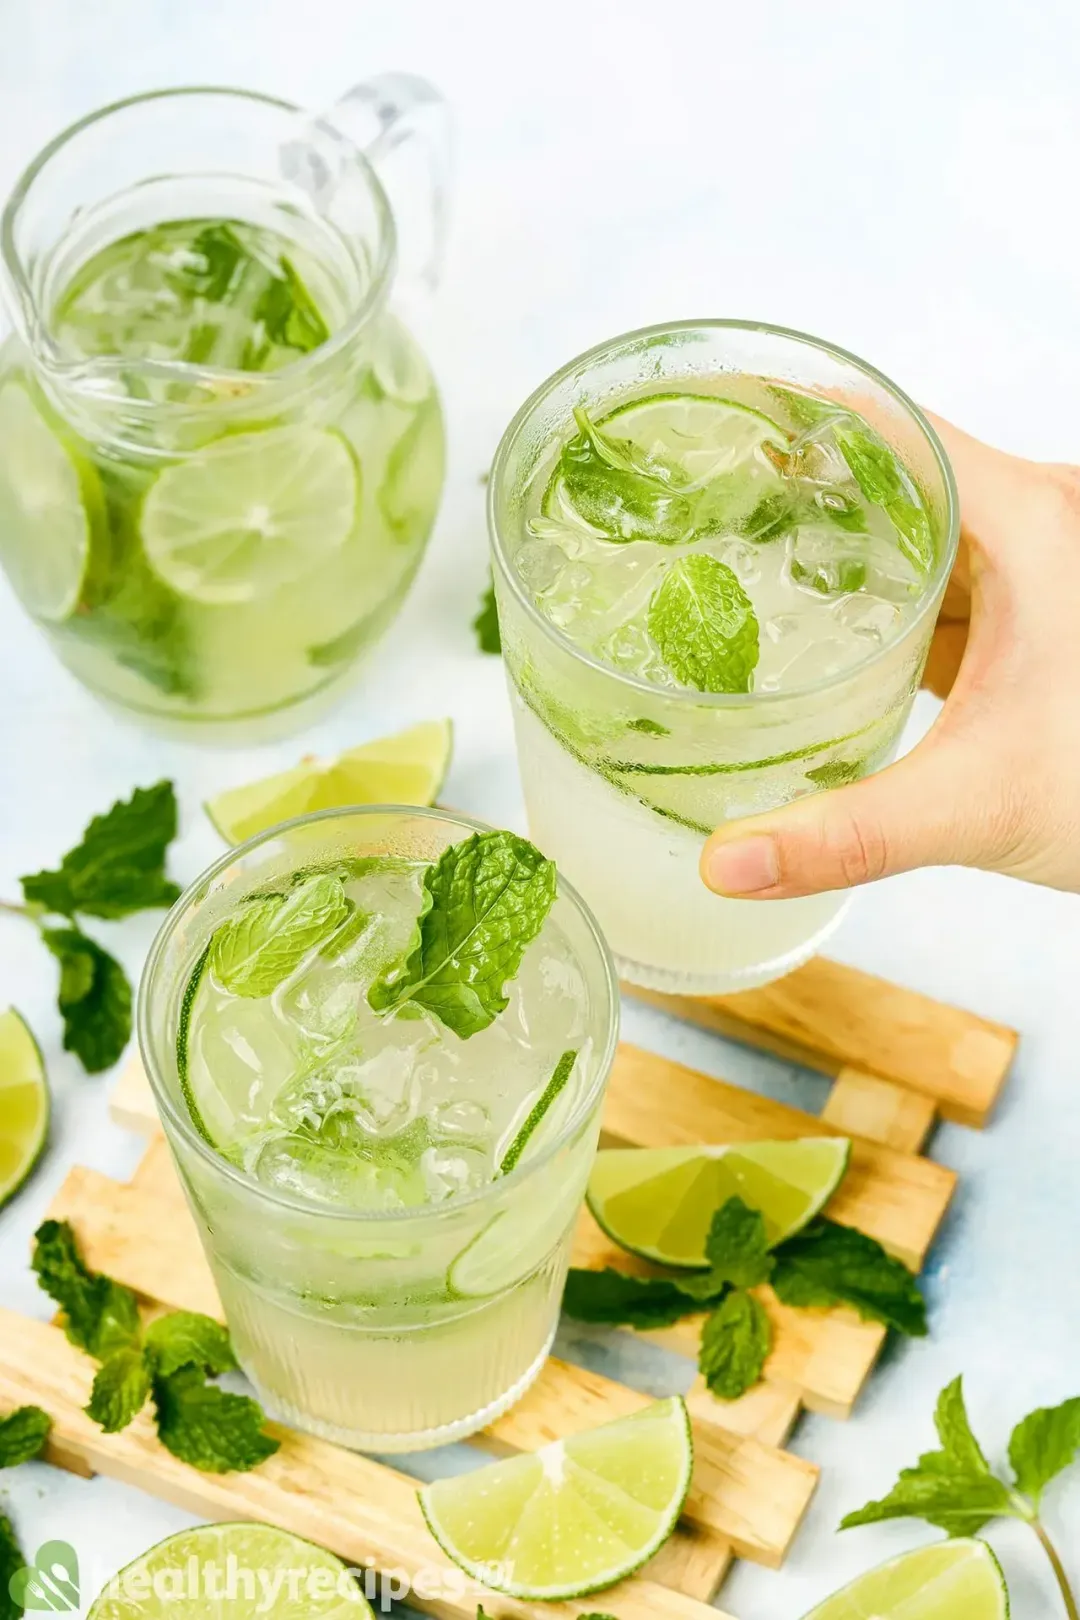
[704,836,780,895]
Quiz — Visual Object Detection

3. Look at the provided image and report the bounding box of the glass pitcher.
[0,82,450,736]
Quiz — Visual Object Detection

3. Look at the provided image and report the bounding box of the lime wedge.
[801,1539,1008,1620]
[86,1522,372,1619]
[0,1010,49,1210]
[600,392,784,484]
[418,1396,693,1599]
[142,426,358,605]
[587,1138,852,1267]
[0,382,97,620]
[204,719,453,843]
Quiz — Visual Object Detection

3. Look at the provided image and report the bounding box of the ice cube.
[717,539,762,585]
[432,1100,492,1140]
[832,595,902,642]
[249,1116,431,1210]
[420,1144,489,1201]
[516,539,567,594]
[764,613,803,643]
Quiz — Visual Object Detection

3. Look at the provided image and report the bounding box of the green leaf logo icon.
[9,1540,79,1611]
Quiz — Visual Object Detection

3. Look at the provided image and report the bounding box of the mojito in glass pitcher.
[0,83,448,734]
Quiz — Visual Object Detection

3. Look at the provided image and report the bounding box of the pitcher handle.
[328,74,452,306]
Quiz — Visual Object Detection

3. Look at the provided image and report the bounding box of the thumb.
[699,743,991,899]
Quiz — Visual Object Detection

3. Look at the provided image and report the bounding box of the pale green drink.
[139,808,618,1452]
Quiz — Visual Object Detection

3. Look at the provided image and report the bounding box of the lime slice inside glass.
[141,426,358,605]
[0,1010,49,1210]
[86,1522,373,1619]
[587,1138,852,1267]
[418,1396,693,1600]
[204,719,453,843]
[600,392,785,484]
[0,382,97,621]
[801,1539,1009,1620]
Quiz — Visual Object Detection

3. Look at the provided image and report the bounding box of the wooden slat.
[47,1167,813,1580]
[604,1045,956,1270]
[629,955,1016,1127]
[111,1054,161,1134]
[822,1070,937,1154]
[684,1380,802,1449]
[574,1209,884,1420]
[0,1313,726,1620]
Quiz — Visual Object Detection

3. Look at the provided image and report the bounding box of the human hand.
[701,414,1080,899]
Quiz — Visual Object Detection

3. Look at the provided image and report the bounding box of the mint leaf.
[558,408,695,544]
[705,1198,774,1288]
[626,717,669,737]
[832,424,934,573]
[699,1289,772,1399]
[368,831,556,1038]
[648,555,759,693]
[1,1512,25,1620]
[210,874,349,997]
[772,1220,927,1337]
[41,927,131,1073]
[497,1049,578,1176]
[32,1219,141,1359]
[562,1268,699,1329]
[842,1377,1016,1536]
[1008,1397,1080,1509]
[144,1312,237,1379]
[22,781,180,920]
[739,489,799,543]
[474,575,501,655]
[152,1365,279,1473]
[86,1347,151,1433]
[0,1406,50,1468]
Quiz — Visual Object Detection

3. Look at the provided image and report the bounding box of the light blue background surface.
[1,2,1080,1614]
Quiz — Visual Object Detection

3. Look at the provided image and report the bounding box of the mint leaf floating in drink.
[41,928,132,1073]
[832,423,934,574]
[369,830,556,1038]
[0,1406,50,1468]
[699,1288,772,1400]
[1007,1396,1080,1509]
[86,1347,152,1434]
[32,1218,141,1358]
[648,555,760,693]
[209,874,350,998]
[22,780,180,920]
[772,1219,928,1336]
[556,406,696,544]
[152,1366,279,1473]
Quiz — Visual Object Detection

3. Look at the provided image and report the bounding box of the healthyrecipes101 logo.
[9,1540,80,1611]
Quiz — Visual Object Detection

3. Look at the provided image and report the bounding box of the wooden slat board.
[0,956,1016,1615]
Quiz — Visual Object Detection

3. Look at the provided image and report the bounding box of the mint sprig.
[31,1220,277,1474]
[647,554,760,693]
[0,1407,50,1470]
[0,1512,25,1620]
[369,830,556,1039]
[557,407,695,545]
[209,874,349,998]
[843,1377,1080,1620]
[1,782,181,1073]
[564,1201,926,1403]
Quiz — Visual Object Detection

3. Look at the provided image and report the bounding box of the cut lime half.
[0,1010,49,1209]
[86,1522,372,1619]
[418,1396,693,1600]
[587,1138,851,1267]
[801,1539,1008,1620]
[204,719,453,843]
[0,382,97,620]
[142,426,359,605]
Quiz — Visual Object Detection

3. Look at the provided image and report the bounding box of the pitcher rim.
[0,84,398,412]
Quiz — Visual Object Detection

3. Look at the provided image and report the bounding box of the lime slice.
[418,1396,693,1599]
[142,426,358,605]
[0,382,97,620]
[801,1539,1008,1620]
[600,392,784,484]
[86,1522,372,1619]
[0,1010,49,1209]
[587,1138,851,1267]
[449,1177,577,1297]
[204,719,453,843]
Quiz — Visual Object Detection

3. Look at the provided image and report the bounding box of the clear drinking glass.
[489,320,959,994]
[0,82,450,737]
[138,806,619,1453]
